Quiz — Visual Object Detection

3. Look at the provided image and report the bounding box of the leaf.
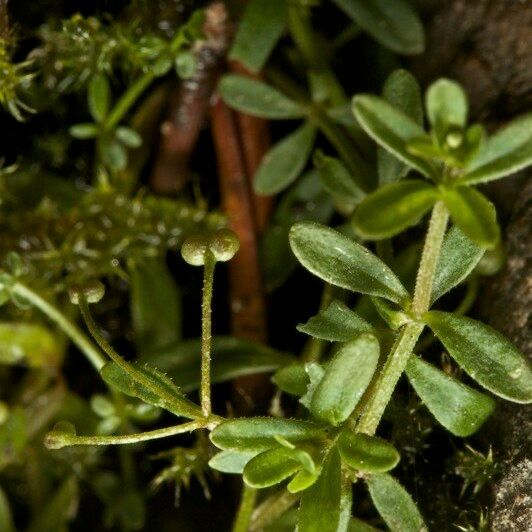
[460,113,532,185]
[243,447,303,488]
[423,311,532,403]
[440,186,500,248]
[431,225,484,302]
[338,430,399,473]
[100,362,201,418]
[378,69,423,185]
[218,74,304,120]
[254,123,317,195]
[129,257,182,352]
[100,139,127,171]
[210,417,327,452]
[298,449,351,532]
[289,221,410,304]
[116,127,142,148]
[351,180,439,239]
[352,95,435,178]
[208,450,261,474]
[0,322,63,367]
[144,336,294,391]
[405,356,496,436]
[426,79,468,131]
[69,123,98,139]
[0,487,15,532]
[297,300,374,342]
[229,0,287,72]
[273,364,310,396]
[311,334,379,425]
[332,0,424,55]
[88,73,111,123]
[348,518,381,532]
[366,474,426,532]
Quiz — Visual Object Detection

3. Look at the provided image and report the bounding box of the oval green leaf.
[243,447,302,488]
[289,221,410,304]
[311,334,380,425]
[338,430,400,473]
[88,73,110,123]
[352,180,438,239]
[426,79,468,131]
[219,74,305,120]
[273,364,310,396]
[424,311,532,403]
[208,450,260,474]
[406,356,496,436]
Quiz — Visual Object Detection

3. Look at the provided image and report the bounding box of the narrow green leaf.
[287,468,321,493]
[69,123,98,139]
[100,362,201,418]
[311,334,379,425]
[273,364,310,396]
[209,450,261,474]
[254,123,316,195]
[116,127,142,148]
[378,69,423,184]
[352,180,438,239]
[431,225,484,302]
[297,300,374,342]
[353,95,434,178]
[219,74,304,119]
[0,487,15,532]
[426,79,468,131]
[406,356,496,436]
[367,474,426,532]
[298,449,351,532]
[441,186,500,248]
[129,257,182,352]
[332,0,424,55]
[88,73,110,123]
[424,311,532,403]
[243,448,302,488]
[210,418,327,452]
[460,113,532,185]
[289,221,410,304]
[229,0,287,72]
[338,430,399,472]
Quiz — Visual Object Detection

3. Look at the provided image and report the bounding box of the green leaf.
[352,180,438,239]
[69,123,98,139]
[254,123,317,195]
[431,226,484,302]
[378,69,423,184]
[144,336,294,391]
[0,487,15,532]
[218,74,305,120]
[298,449,351,532]
[366,474,426,532]
[116,127,142,148]
[440,186,500,248]
[0,322,63,367]
[229,0,287,72]
[424,311,532,403]
[208,450,261,474]
[129,257,182,352]
[101,139,128,171]
[348,518,381,532]
[88,73,111,123]
[289,221,410,304]
[100,362,201,418]
[426,79,468,131]
[406,356,496,436]
[338,430,399,473]
[332,0,424,55]
[460,113,532,185]
[287,468,321,493]
[352,95,435,178]
[210,418,327,452]
[243,447,303,488]
[297,300,374,342]
[273,364,310,396]
[311,334,379,425]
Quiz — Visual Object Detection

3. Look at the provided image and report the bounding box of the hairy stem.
[249,490,299,531]
[232,484,258,532]
[201,252,216,418]
[356,201,449,435]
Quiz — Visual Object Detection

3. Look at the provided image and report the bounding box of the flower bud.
[181,234,208,266]
[69,279,105,305]
[209,228,240,262]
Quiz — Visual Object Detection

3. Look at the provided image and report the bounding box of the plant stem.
[249,490,299,531]
[232,484,258,532]
[11,282,106,371]
[201,252,216,418]
[356,201,449,435]
[45,420,203,449]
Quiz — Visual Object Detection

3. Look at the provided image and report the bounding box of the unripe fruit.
[68,279,105,305]
[181,234,209,266]
[209,228,240,262]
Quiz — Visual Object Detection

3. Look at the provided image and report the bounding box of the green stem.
[45,420,203,449]
[249,490,299,531]
[201,253,216,417]
[232,484,258,532]
[11,282,106,371]
[356,201,449,435]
